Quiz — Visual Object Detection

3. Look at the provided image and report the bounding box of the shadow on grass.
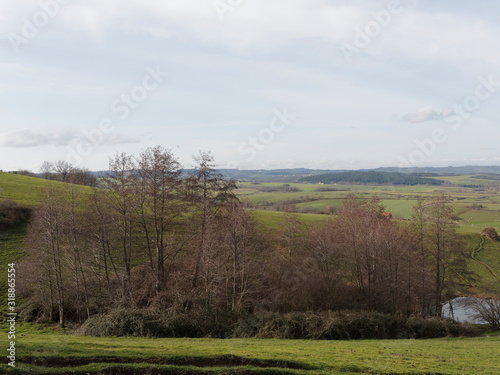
[18,354,316,370]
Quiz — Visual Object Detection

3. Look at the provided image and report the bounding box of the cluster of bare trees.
[22,147,242,326]
[20,149,469,326]
[272,194,468,317]
[39,160,97,187]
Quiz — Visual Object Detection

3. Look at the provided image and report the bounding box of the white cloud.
[60,1,500,64]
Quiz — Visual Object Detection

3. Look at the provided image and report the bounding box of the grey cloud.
[400,106,454,124]
[0,128,76,147]
[0,128,140,148]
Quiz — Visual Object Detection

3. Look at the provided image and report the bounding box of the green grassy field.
[236,180,500,234]
[0,172,92,208]
[1,333,499,374]
[252,210,327,228]
[464,235,500,295]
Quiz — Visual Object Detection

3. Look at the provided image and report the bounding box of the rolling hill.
[0,171,91,207]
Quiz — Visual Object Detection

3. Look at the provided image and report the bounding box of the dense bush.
[79,309,479,340]
[481,227,499,241]
[79,309,237,338]
[0,199,30,230]
[234,311,478,340]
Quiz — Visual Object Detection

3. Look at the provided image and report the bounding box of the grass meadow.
[1,332,499,374]
[0,172,91,208]
[237,178,500,234]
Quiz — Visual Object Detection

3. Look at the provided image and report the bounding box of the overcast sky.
[1,0,499,171]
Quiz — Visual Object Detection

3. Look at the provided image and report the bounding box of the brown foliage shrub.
[481,227,499,241]
[0,199,30,229]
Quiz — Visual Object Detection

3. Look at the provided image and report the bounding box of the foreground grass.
[1,333,499,374]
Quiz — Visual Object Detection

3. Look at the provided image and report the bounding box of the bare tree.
[26,187,69,326]
[84,188,122,306]
[462,297,500,327]
[413,193,467,317]
[40,161,54,179]
[334,195,385,310]
[54,160,74,182]
[67,185,92,319]
[206,201,264,312]
[187,151,236,294]
[276,211,305,267]
[411,196,433,315]
[136,146,183,297]
[104,153,137,305]
[70,167,97,187]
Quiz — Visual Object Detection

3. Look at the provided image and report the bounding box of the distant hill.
[86,166,500,183]
[217,166,500,182]
[371,166,500,175]
[217,168,348,182]
[298,171,444,185]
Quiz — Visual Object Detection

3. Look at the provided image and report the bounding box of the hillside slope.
[0,173,92,317]
[0,172,92,207]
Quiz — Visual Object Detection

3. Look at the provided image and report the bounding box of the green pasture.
[295,199,343,212]
[1,333,499,374]
[458,211,500,234]
[464,235,500,295]
[236,181,500,234]
[252,209,327,228]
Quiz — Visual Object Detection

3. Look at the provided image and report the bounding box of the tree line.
[8,160,97,187]
[19,147,469,327]
[299,171,443,185]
